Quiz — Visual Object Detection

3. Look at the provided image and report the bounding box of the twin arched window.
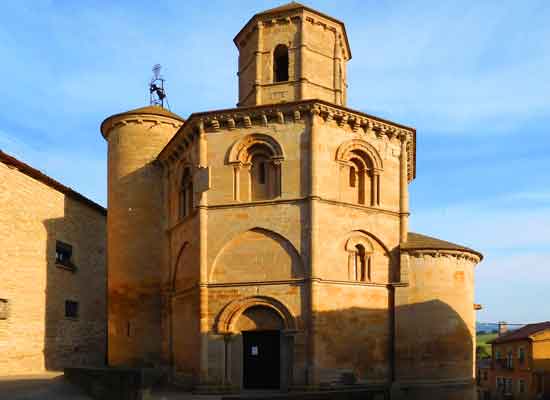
[180,168,193,219]
[337,140,383,207]
[273,44,289,83]
[346,237,373,282]
[229,134,284,202]
[348,150,374,205]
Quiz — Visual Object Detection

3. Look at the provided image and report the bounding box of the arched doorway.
[216,297,297,391]
[236,306,284,389]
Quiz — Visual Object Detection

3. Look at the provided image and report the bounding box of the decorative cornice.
[403,248,481,264]
[157,99,416,180]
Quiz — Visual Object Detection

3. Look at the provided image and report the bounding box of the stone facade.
[102,3,483,398]
[0,151,106,375]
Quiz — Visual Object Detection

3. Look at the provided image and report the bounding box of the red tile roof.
[401,232,483,259]
[0,150,106,215]
[490,322,550,344]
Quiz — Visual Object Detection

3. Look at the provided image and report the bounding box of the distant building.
[0,151,106,374]
[477,357,492,400]
[484,322,550,399]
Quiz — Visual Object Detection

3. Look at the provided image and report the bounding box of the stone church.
[101,3,483,399]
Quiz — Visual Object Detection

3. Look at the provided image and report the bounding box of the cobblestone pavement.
[0,373,92,400]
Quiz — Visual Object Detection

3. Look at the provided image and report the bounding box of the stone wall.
[103,111,182,367]
[393,251,478,398]
[235,6,349,107]
[0,160,106,374]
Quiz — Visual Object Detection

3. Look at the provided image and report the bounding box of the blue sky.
[1,1,549,324]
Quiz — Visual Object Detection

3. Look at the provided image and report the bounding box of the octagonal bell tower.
[235,2,351,107]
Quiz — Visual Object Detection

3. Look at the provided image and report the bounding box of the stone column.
[272,159,282,198]
[333,32,342,105]
[308,108,321,384]
[244,163,252,202]
[255,21,263,105]
[374,171,381,206]
[198,122,209,382]
[232,164,240,202]
[299,16,306,99]
[399,136,409,243]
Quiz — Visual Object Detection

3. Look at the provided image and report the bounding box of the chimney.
[498,321,508,336]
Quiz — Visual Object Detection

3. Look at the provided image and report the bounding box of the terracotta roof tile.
[401,232,483,259]
[490,322,550,344]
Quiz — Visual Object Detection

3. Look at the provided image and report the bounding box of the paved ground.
[0,374,283,400]
[0,373,224,400]
[0,373,91,400]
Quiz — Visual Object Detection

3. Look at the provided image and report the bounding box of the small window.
[518,347,525,364]
[507,350,514,369]
[56,241,75,270]
[496,377,504,391]
[504,378,513,395]
[180,168,193,219]
[0,299,9,320]
[65,300,79,319]
[518,379,526,393]
[273,44,289,82]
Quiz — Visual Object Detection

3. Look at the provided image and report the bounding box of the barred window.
[65,300,79,319]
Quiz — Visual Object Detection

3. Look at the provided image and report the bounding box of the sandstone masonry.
[0,151,106,374]
[101,3,483,399]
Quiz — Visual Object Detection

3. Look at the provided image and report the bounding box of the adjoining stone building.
[0,151,107,374]
[102,3,483,399]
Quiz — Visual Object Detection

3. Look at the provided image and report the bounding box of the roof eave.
[234,5,352,60]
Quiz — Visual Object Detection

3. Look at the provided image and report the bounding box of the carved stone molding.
[336,138,384,170]
[404,249,481,264]
[157,100,416,179]
[215,296,298,334]
[227,133,285,165]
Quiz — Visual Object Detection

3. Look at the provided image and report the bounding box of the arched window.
[180,168,193,218]
[346,235,373,282]
[355,244,366,281]
[228,134,284,202]
[249,145,276,201]
[273,44,289,82]
[349,157,366,204]
[336,139,383,207]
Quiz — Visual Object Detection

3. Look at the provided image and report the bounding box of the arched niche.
[216,296,297,335]
[171,242,195,292]
[210,228,304,283]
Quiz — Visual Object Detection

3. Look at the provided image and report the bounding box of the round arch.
[171,241,190,291]
[215,296,298,334]
[347,230,392,257]
[336,139,383,170]
[227,133,285,165]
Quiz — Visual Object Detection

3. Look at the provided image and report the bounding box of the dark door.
[243,330,280,389]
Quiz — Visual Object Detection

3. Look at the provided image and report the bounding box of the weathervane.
[149,64,169,108]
